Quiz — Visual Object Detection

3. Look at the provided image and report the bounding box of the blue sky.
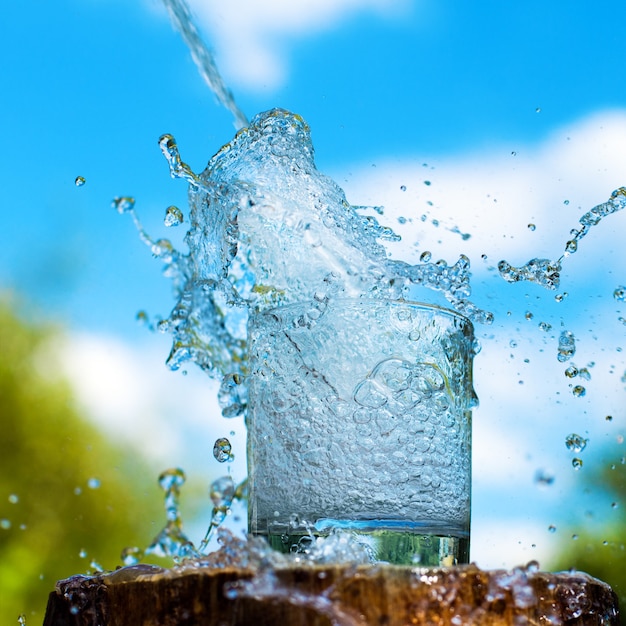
[2,0,626,567]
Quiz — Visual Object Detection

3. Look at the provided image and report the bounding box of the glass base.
[260,523,469,566]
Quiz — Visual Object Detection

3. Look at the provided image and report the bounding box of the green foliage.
[547,449,626,622]
[0,299,162,625]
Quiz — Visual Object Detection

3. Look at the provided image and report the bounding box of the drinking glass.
[247,298,477,565]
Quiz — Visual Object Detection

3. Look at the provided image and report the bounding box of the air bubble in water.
[18,615,26,626]
[74,176,86,187]
[614,286,626,302]
[0,519,10,530]
[419,251,432,262]
[164,205,184,227]
[87,477,100,489]
[564,366,578,378]
[557,330,576,362]
[565,433,588,453]
[538,321,552,332]
[213,437,233,463]
[527,223,536,231]
[8,494,18,504]
[548,524,556,533]
[400,185,406,192]
[572,385,586,397]
[572,458,583,470]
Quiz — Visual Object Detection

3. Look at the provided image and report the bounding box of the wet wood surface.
[42,562,620,626]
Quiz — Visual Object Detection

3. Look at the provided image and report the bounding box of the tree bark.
[43,562,620,626]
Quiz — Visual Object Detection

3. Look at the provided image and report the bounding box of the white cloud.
[339,109,626,270]
[56,331,247,482]
[186,0,410,90]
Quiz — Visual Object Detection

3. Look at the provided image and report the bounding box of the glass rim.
[251,297,473,327]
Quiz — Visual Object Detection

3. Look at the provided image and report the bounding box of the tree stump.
[43,561,619,625]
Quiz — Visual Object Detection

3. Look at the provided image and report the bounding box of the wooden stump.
[43,562,619,625]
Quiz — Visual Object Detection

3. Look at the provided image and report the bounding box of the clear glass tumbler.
[247,298,477,565]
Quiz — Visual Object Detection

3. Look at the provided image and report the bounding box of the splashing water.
[498,187,626,289]
[144,468,196,560]
[124,108,493,395]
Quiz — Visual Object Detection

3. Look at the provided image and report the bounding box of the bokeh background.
[1,0,625,623]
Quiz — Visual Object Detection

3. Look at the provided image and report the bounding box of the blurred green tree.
[548,447,625,622]
[0,298,163,625]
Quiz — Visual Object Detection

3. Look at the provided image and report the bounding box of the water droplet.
[614,286,626,301]
[8,494,18,504]
[509,340,517,348]
[565,433,588,453]
[557,330,576,362]
[78,548,87,558]
[419,251,432,262]
[400,185,406,192]
[74,176,86,187]
[564,365,578,378]
[164,205,184,227]
[611,502,619,509]
[87,477,100,489]
[572,385,586,397]
[538,321,552,332]
[511,151,517,156]
[218,373,247,418]
[74,487,82,496]
[158,468,186,492]
[121,546,144,566]
[606,415,613,421]
[18,615,26,626]
[578,368,591,381]
[158,134,201,186]
[564,239,578,254]
[112,196,135,214]
[534,469,555,487]
[618,434,624,444]
[213,437,233,463]
[563,199,570,206]
[423,180,431,186]
[548,524,556,533]
[525,311,534,320]
[572,458,583,470]
[554,292,568,302]
[209,476,236,509]
[535,107,542,113]
[527,223,536,231]
[572,534,578,540]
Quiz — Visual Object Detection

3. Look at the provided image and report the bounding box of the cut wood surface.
[43,562,619,625]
